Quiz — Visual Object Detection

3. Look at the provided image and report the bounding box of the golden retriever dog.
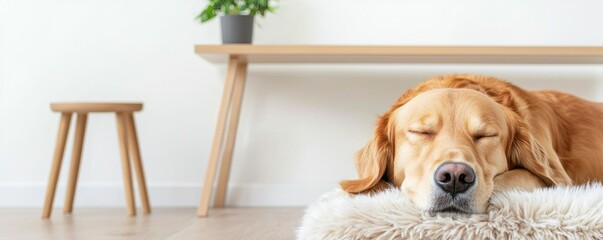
[341,74,603,214]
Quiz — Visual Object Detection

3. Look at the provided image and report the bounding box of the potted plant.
[197,0,277,44]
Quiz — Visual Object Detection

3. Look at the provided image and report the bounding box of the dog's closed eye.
[472,134,498,142]
[408,130,436,137]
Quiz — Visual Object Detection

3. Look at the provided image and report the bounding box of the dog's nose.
[434,162,475,195]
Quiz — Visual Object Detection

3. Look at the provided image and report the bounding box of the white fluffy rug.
[297,184,603,240]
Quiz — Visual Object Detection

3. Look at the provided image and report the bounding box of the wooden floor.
[0,207,304,240]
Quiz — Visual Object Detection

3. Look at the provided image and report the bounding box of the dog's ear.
[448,74,572,186]
[508,117,573,186]
[339,80,442,194]
[340,114,393,194]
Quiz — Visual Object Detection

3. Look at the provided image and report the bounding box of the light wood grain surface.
[63,113,87,214]
[214,61,248,208]
[195,45,603,64]
[1,208,303,240]
[116,113,137,216]
[197,57,242,217]
[44,103,150,218]
[42,113,72,218]
[51,103,143,113]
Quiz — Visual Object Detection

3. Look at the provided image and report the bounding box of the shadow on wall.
[242,66,602,130]
[498,70,601,95]
[227,65,602,185]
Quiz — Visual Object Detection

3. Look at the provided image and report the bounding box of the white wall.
[1,0,603,207]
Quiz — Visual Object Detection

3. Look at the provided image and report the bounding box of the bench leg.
[213,62,248,208]
[116,112,136,216]
[125,113,151,214]
[42,112,72,219]
[64,113,88,213]
[197,56,242,217]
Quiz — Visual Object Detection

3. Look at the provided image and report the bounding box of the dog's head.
[340,75,572,213]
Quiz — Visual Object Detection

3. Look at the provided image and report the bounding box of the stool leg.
[116,112,136,216]
[42,112,72,219]
[64,113,88,213]
[214,62,248,208]
[125,113,151,214]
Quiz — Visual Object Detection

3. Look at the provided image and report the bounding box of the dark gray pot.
[220,15,254,44]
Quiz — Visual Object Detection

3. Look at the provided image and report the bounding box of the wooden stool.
[42,102,150,218]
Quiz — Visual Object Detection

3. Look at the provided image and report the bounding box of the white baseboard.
[0,183,336,207]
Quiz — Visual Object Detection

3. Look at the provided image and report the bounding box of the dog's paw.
[493,169,547,193]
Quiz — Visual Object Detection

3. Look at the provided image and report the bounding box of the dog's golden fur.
[341,74,603,213]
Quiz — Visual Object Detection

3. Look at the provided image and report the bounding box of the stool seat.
[50,102,143,113]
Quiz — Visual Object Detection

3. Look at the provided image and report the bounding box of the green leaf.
[196,5,217,23]
[223,2,231,14]
[197,0,278,23]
